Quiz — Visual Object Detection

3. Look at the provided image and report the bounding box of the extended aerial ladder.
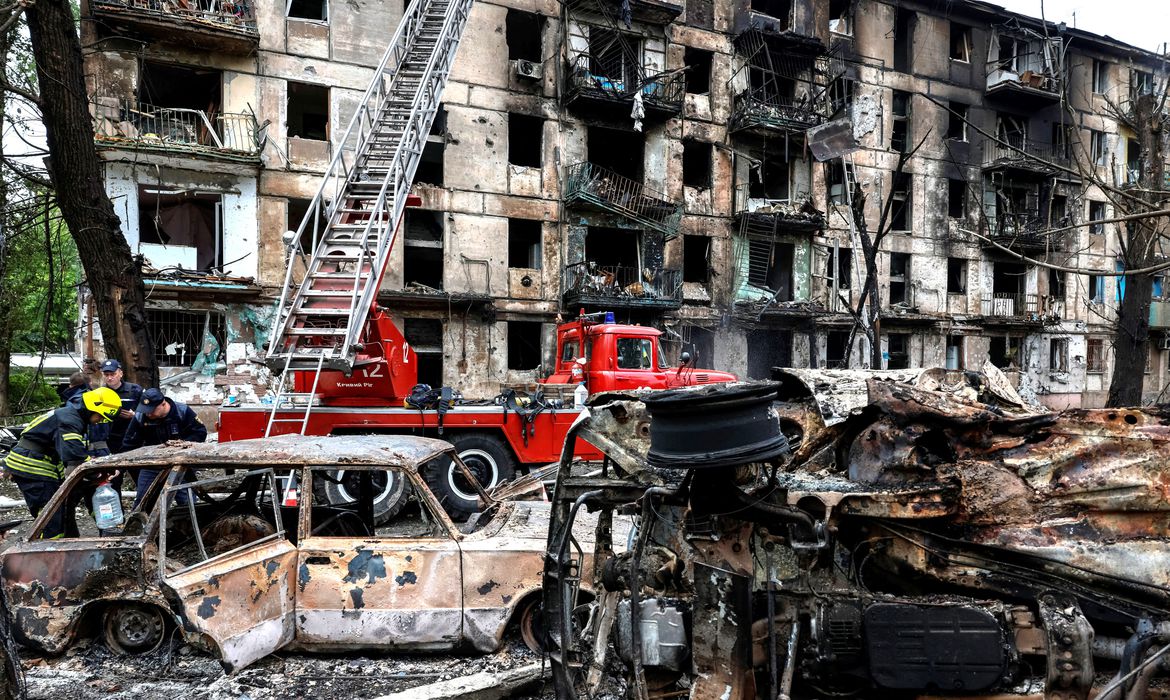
[263,0,474,436]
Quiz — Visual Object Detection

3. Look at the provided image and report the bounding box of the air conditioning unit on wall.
[514,59,543,80]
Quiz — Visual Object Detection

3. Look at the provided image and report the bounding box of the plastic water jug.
[574,382,589,409]
[92,481,124,530]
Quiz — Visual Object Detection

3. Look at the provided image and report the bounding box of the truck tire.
[314,469,408,525]
[425,432,517,520]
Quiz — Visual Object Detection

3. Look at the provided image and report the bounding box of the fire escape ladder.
[266,0,473,376]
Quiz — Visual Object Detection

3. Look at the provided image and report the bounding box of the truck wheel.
[425,432,516,520]
[314,469,408,525]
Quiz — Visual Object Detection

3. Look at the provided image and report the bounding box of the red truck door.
[610,336,668,390]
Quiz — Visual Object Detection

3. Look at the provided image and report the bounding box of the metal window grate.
[147,309,226,367]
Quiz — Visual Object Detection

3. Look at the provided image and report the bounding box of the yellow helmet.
[82,387,121,422]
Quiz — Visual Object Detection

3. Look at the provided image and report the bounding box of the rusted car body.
[543,375,1170,700]
[1,435,580,671]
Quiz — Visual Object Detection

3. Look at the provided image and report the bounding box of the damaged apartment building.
[78,0,1168,410]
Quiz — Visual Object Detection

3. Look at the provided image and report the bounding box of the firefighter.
[1,387,121,539]
[123,388,207,507]
[98,359,143,454]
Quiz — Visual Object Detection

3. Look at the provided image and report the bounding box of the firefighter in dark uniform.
[123,388,207,507]
[2,387,121,538]
[98,359,142,454]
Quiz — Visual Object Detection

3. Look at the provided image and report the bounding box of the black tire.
[424,432,517,520]
[313,469,409,525]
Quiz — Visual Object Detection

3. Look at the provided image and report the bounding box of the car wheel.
[102,603,166,655]
[424,432,517,520]
[314,469,408,525]
[517,597,545,652]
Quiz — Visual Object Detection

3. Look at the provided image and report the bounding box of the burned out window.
[138,188,223,271]
[946,335,964,370]
[508,321,543,370]
[948,179,966,219]
[750,0,791,24]
[403,318,443,388]
[947,102,968,141]
[1049,268,1066,299]
[287,81,329,141]
[1126,138,1141,184]
[989,336,1023,369]
[30,466,143,540]
[403,210,443,290]
[288,197,330,253]
[886,333,910,369]
[826,331,849,369]
[684,47,712,95]
[1133,69,1155,97]
[947,258,967,294]
[588,27,642,88]
[891,90,910,153]
[588,125,644,182]
[1086,338,1106,373]
[682,140,712,188]
[1050,337,1069,373]
[890,173,911,231]
[1090,129,1107,166]
[748,239,794,300]
[1052,122,1072,158]
[508,219,542,269]
[1088,274,1104,304]
[893,9,914,73]
[747,329,792,377]
[829,0,851,35]
[147,308,226,368]
[949,24,971,62]
[826,246,852,290]
[683,235,710,283]
[287,0,327,21]
[1089,200,1106,236]
[506,10,544,62]
[616,337,654,370]
[749,156,791,201]
[307,468,446,539]
[827,162,853,206]
[508,113,543,168]
[888,252,910,305]
[683,326,715,368]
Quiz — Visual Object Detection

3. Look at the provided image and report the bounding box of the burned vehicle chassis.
[543,379,1170,700]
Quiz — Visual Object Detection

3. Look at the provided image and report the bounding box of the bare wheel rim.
[449,448,500,502]
[104,604,165,654]
[519,599,544,652]
[334,469,396,505]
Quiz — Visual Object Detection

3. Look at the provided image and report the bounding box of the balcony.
[730,90,824,137]
[563,264,682,310]
[565,0,682,24]
[980,293,1062,323]
[982,213,1066,254]
[91,0,258,53]
[94,101,260,162]
[734,192,824,233]
[563,162,683,239]
[1152,300,1170,330]
[733,7,825,54]
[565,54,685,120]
[985,67,1062,108]
[983,136,1075,177]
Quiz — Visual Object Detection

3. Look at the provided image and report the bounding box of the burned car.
[544,375,1170,700]
[1,434,586,671]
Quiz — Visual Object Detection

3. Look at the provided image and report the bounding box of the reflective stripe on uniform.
[3,451,63,479]
[62,433,85,442]
[23,413,50,432]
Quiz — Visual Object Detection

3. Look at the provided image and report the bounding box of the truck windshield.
[616,338,654,370]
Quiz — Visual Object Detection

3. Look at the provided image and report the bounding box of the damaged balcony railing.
[95,100,260,158]
[983,136,1074,173]
[980,293,1040,318]
[984,212,1066,252]
[563,162,683,239]
[733,187,825,231]
[91,0,258,32]
[730,89,824,134]
[565,53,685,115]
[563,263,682,308]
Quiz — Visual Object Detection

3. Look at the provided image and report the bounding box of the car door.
[158,468,296,672]
[612,336,666,389]
[294,466,464,650]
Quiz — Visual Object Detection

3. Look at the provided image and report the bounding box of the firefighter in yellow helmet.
[2,387,120,538]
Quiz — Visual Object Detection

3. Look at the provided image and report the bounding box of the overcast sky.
[989,0,1168,53]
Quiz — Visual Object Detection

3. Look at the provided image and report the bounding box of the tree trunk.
[24,0,158,386]
[0,26,10,418]
[1106,93,1166,407]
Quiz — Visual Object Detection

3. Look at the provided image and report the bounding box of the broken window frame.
[1049,337,1069,373]
[286,0,328,22]
[825,330,849,369]
[947,257,967,294]
[1092,59,1110,95]
[889,173,911,232]
[890,90,911,153]
[1086,337,1106,374]
[682,234,711,283]
[1088,274,1104,304]
[828,0,852,36]
[888,252,911,305]
[683,47,713,95]
[286,80,330,141]
[1090,129,1107,167]
[508,113,544,168]
[946,102,968,141]
[507,320,544,371]
[948,179,967,219]
[682,139,714,189]
[1089,200,1106,236]
[508,218,543,270]
[505,9,544,63]
[826,244,852,291]
[147,308,227,368]
[949,23,971,63]
[1132,69,1155,98]
[886,332,910,370]
[158,468,286,578]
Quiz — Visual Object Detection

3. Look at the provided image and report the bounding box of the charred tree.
[1107,92,1168,407]
[23,0,157,386]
